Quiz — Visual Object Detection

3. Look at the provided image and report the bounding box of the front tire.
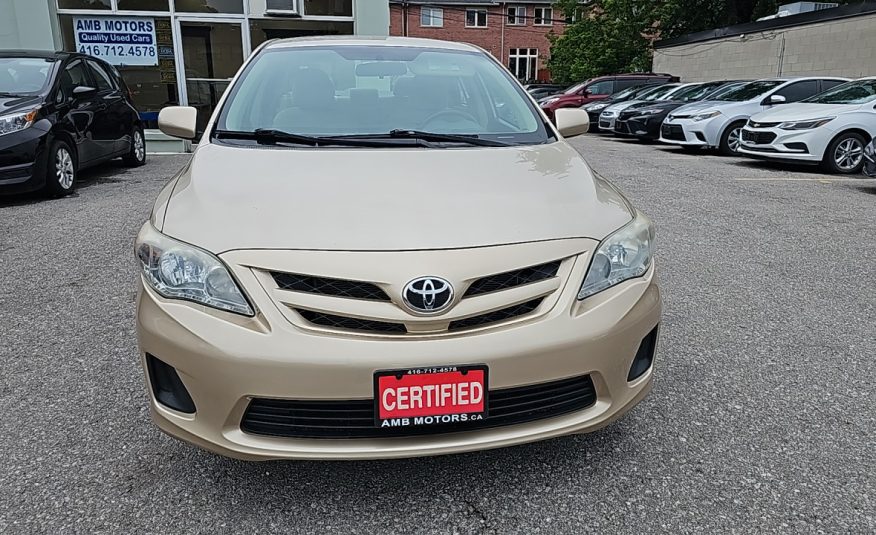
[42,140,76,197]
[718,121,746,156]
[123,126,146,167]
[821,132,866,174]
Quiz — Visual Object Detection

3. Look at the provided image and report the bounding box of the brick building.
[388,0,573,82]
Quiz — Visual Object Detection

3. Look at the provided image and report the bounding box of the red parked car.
[539,73,680,119]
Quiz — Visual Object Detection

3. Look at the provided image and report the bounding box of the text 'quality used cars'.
[136,37,662,461]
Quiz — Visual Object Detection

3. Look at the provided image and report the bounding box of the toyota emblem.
[403,277,454,314]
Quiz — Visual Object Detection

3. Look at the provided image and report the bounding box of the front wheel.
[718,121,746,156]
[821,133,866,174]
[123,126,146,167]
[42,140,77,197]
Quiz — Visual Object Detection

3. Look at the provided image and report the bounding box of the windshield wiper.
[0,92,27,98]
[215,129,397,148]
[338,130,511,147]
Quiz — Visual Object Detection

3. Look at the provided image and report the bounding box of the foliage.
[548,0,857,84]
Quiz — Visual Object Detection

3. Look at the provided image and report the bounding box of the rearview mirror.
[555,108,590,138]
[158,106,198,140]
[355,61,408,77]
[72,86,96,98]
[767,94,787,105]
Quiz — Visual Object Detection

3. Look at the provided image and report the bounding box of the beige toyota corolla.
[136,36,661,460]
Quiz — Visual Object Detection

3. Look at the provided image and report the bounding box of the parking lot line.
[734,177,864,182]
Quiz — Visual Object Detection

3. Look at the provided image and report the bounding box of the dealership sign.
[74,17,158,66]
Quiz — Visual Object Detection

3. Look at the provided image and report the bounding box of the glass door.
[175,18,246,135]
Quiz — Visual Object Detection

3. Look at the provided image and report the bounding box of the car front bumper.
[136,242,662,461]
[659,117,721,147]
[598,113,618,131]
[737,126,830,163]
[0,126,51,194]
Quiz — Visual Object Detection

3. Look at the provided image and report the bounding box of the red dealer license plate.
[374,365,488,429]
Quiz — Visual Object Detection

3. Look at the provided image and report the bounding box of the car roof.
[0,50,70,60]
[266,36,482,53]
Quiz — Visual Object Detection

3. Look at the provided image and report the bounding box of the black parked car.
[613,80,750,140]
[580,84,662,131]
[0,51,145,197]
[525,83,567,101]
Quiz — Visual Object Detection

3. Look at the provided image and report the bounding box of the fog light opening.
[628,326,659,381]
[146,354,196,414]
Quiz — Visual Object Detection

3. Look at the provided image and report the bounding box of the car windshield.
[609,85,649,100]
[703,82,746,100]
[218,45,550,145]
[564,82,587,95]
[640,84,679,101]
[0,57,56,96]
[712,80,785,102]
[803,79,876,104]
[670,82,724,102]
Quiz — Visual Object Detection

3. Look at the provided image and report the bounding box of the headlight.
[135,224,254,316]
[0,108,39,136]
[600,110,617,117]
[579,213,655,300]
[692,110,721,122]
[777,117,834,130]
[585,102,608,111]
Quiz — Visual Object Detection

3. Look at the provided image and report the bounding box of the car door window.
[774,80,818,102]
[586,80,614,95]
[615,79,642,91]
[87,60,116,91]
[58,59,91,101]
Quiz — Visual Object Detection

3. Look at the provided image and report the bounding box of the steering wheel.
[421,109,480,129]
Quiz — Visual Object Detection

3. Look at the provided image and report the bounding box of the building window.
[507,6,525,26]
[465,9,487,28]
[534,7,553,26]
[420,7,443,27]
[174,0,244,14]
[58,0,112,8]
[508,48,538,81]
[117,0,170,10]
[303,0,353,17]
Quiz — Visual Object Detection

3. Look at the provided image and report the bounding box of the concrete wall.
[0,0,60,51]
[653,12,876,81]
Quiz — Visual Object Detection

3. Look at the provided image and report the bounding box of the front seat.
[273,68,337,134]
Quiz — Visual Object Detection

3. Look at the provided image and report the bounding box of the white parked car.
[738,78,876,173]
[659,77,848,155]
[597,83,683,131]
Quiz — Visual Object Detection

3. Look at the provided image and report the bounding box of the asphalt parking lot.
[1,137,874,534]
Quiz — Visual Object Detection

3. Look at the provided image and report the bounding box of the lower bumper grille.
[661,124,686,141]
[241,374,597,439]
[741,130,777,144]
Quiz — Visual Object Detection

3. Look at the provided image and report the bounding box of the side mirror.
[72,86,96,98]
[766,94,787,105]
[555,108,590,138]
[158,106,197,140]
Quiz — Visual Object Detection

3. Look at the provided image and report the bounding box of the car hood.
[160,142,634,253]
[748,102,860,122]
[0,95,43,114]
[605,100,643,113]
[625,100,685,112]
[671,99,762,117]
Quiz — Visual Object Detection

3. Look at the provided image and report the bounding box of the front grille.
[241,374,597,439]
[464,260,561,298]
[662,124,686,141]
[295,297,544,335]
[296,309,406,334]
[272,272,390,301]
[599,120,611,129]
[614,120,631,134]
[747,120,779,129]
[741,130,777,145]
[449,298,543,332]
